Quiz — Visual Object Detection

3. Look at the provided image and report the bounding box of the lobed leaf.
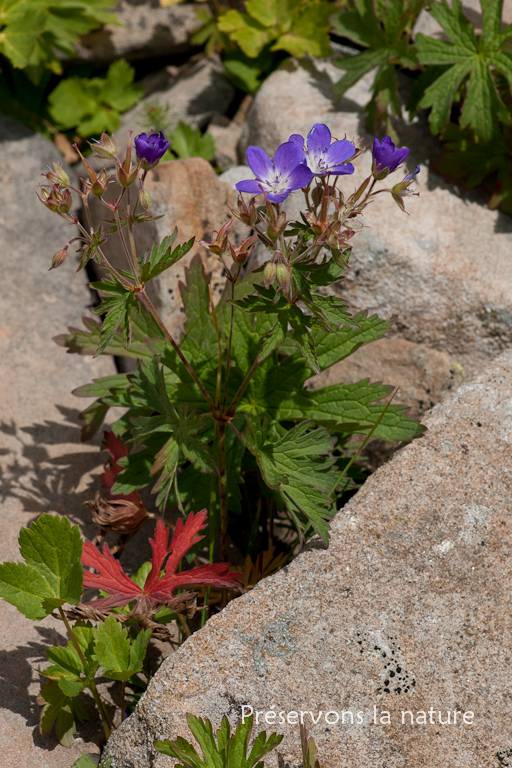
[0,514,83,620]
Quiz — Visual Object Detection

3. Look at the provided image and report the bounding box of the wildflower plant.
[0,123,422,746]
[43,124,422,559]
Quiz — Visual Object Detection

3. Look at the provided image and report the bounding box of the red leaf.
[81,511,243,613]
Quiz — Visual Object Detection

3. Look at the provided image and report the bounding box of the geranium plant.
[0,122,421,749]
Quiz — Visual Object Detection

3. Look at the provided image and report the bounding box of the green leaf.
[0,0,117,83]
[140,229,195,282]
[95,615,151,681]
[416,0,512,139]
[218,9,274,57]
[154,714,283,768]
[48,59,141,137]
[38,678,88,747]
[170,120,216,161]
[240,417,337,542]
[91,287,139,356]
[0,514,83,620]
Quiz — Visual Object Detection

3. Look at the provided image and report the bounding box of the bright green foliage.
[139,229,195,282]
[95,615,151,681]
[64,255,423,539]
[170,120,216,162]
[0,0,117,83]
[415,0,512,139]
[240,417,338,542]
[0,514,83,620]
[217,0,332,59]
[333,0,425,133]
[89,275,140,356]
[48,59,142,137]
[41,622,98,697]
[155,714,283,768]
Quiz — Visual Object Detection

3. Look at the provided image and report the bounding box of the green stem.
[58,608,112,741]
[113,206,139,285]
[217,421,228,561]
[137,290,215,410]
[126,186,142,286]
[222,267,241,410]
[226,355,260,417]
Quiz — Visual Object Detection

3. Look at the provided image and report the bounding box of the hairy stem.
[113,206,139,284]
[126,186,142,286]
[137,290,215,410]
[217,420,228,561]
[226,355,260,417]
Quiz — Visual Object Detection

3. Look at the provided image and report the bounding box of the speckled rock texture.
[0,116,116,767]
[237,59,512,377]
[104,348,512,768]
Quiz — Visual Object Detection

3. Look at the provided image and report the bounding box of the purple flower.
[134,131,169,170]
[236,142,313,204]
[289,124,355,176]
[372,136,409,173]
[404,164,420,182]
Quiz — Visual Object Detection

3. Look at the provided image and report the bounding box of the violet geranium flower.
[289,124,355,176]
[134,131,169,170]
[236,142,313,204]
[372,136,409,173]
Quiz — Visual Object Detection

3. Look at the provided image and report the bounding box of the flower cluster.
[236,124,418,206]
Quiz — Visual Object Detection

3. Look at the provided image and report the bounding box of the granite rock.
[0,116,116,766]
[104,347,512,768]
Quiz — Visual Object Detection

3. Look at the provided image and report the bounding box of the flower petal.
[329,162,355,176]
[289,133,305,148]
[273,141,304,177]
[246,146,273,181]
[388,147,409,171]
[325,139,355,167]
[286,163,314,190]
[266,189,290,203]
[306,124,331,154]
[236,179,267,194]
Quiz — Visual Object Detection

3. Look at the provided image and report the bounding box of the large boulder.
[0,117,116,765]
[104,347,512,768]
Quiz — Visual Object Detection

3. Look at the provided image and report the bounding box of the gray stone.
[115,56,234,160]
[0,116,116,765]
[104,347,512,768]
[236,59,512,377]
[74,1,201,63]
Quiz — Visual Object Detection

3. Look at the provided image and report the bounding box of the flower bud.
[90,169,109,198]
[44,161,69,188]
[58,188,73,213]
[276,263,291,294]
[90,132,117,159]
[138,187,152,211]
[49,244,69,270]
[117,160,139,188]
[263,261,277,287]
